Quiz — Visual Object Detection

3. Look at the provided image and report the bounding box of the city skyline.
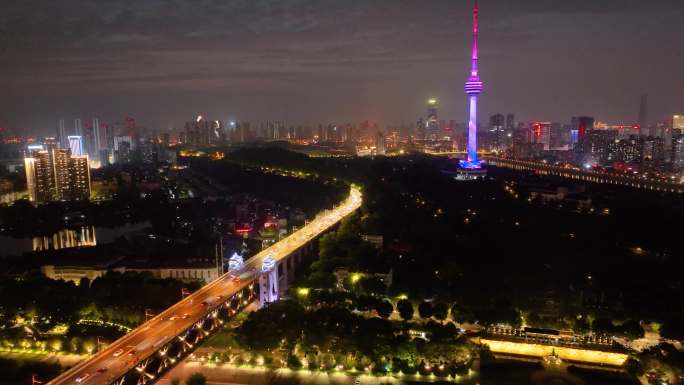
[1,0,683,134]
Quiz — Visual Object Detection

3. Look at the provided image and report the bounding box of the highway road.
[47,186,362,385]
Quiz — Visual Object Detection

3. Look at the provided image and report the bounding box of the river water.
[0,222,151,257]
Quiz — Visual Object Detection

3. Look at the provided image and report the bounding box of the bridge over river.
[48,186,362,385]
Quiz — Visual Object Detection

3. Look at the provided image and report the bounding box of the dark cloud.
[0,0,682,133]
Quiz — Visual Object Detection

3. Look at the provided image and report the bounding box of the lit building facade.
[24,149,54,202]
[68,135,84,157]
[24,146,91,203]
[672,115,684,130]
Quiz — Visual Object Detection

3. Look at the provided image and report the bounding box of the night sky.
[1,0,682,134]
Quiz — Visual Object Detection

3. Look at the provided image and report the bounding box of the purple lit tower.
[460,0,484,170]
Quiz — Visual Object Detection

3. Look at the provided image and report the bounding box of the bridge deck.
[47,186,362,385]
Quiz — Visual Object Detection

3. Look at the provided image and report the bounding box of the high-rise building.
[68,135,84,157]
[426,98,439,140]
[113,136,133,163]
[505,114,515,131]
[571,116,595,144]
[74,118,83,137]
[375,132,386,155]
[614,136,643,165]
[489,114,505,150]
[638,94,648,135]
[585,130,618,165]
[460,1,484,170]
[530,122,552,150]
[184,116,224,146]
[671,132,684,171]
[67,154,91,200]
[672,115,684,130]
[24,147,90,203]
[57,119,67,148]
[53,148,72,199]
[641,136,665,170]
[415,118,425,140]
[92,118,101,157]
[24,149,55,202]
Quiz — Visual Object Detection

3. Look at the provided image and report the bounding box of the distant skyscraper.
[375,131,386,155]
[671,132,684,171]
[505,114,515,131]
[74,118,83,137]
[530,122,552,150]
[415,117,425,140]
[185,115,224,145]
[57,119,67,148]
[92,118,101,154]
[638,94,648,135]
[68,135,84,157]
[426,98,439,140]
[461,1,484,170]
[489,114,505,151]
[489,115,504,129]
[571,116,595,144]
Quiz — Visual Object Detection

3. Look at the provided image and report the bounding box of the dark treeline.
[186,157,347,217]
[0,272,201,327]
[226,147,684,339]
[236,300,472,376]
[0,357,61,385]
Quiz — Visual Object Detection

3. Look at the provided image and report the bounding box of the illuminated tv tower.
[460,0,484,170]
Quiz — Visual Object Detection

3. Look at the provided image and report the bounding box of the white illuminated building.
[259,255,279,306]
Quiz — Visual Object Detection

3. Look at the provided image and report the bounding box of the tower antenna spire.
[471,0,479,76]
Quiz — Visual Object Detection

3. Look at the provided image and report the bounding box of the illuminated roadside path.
[47,185,362,385]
